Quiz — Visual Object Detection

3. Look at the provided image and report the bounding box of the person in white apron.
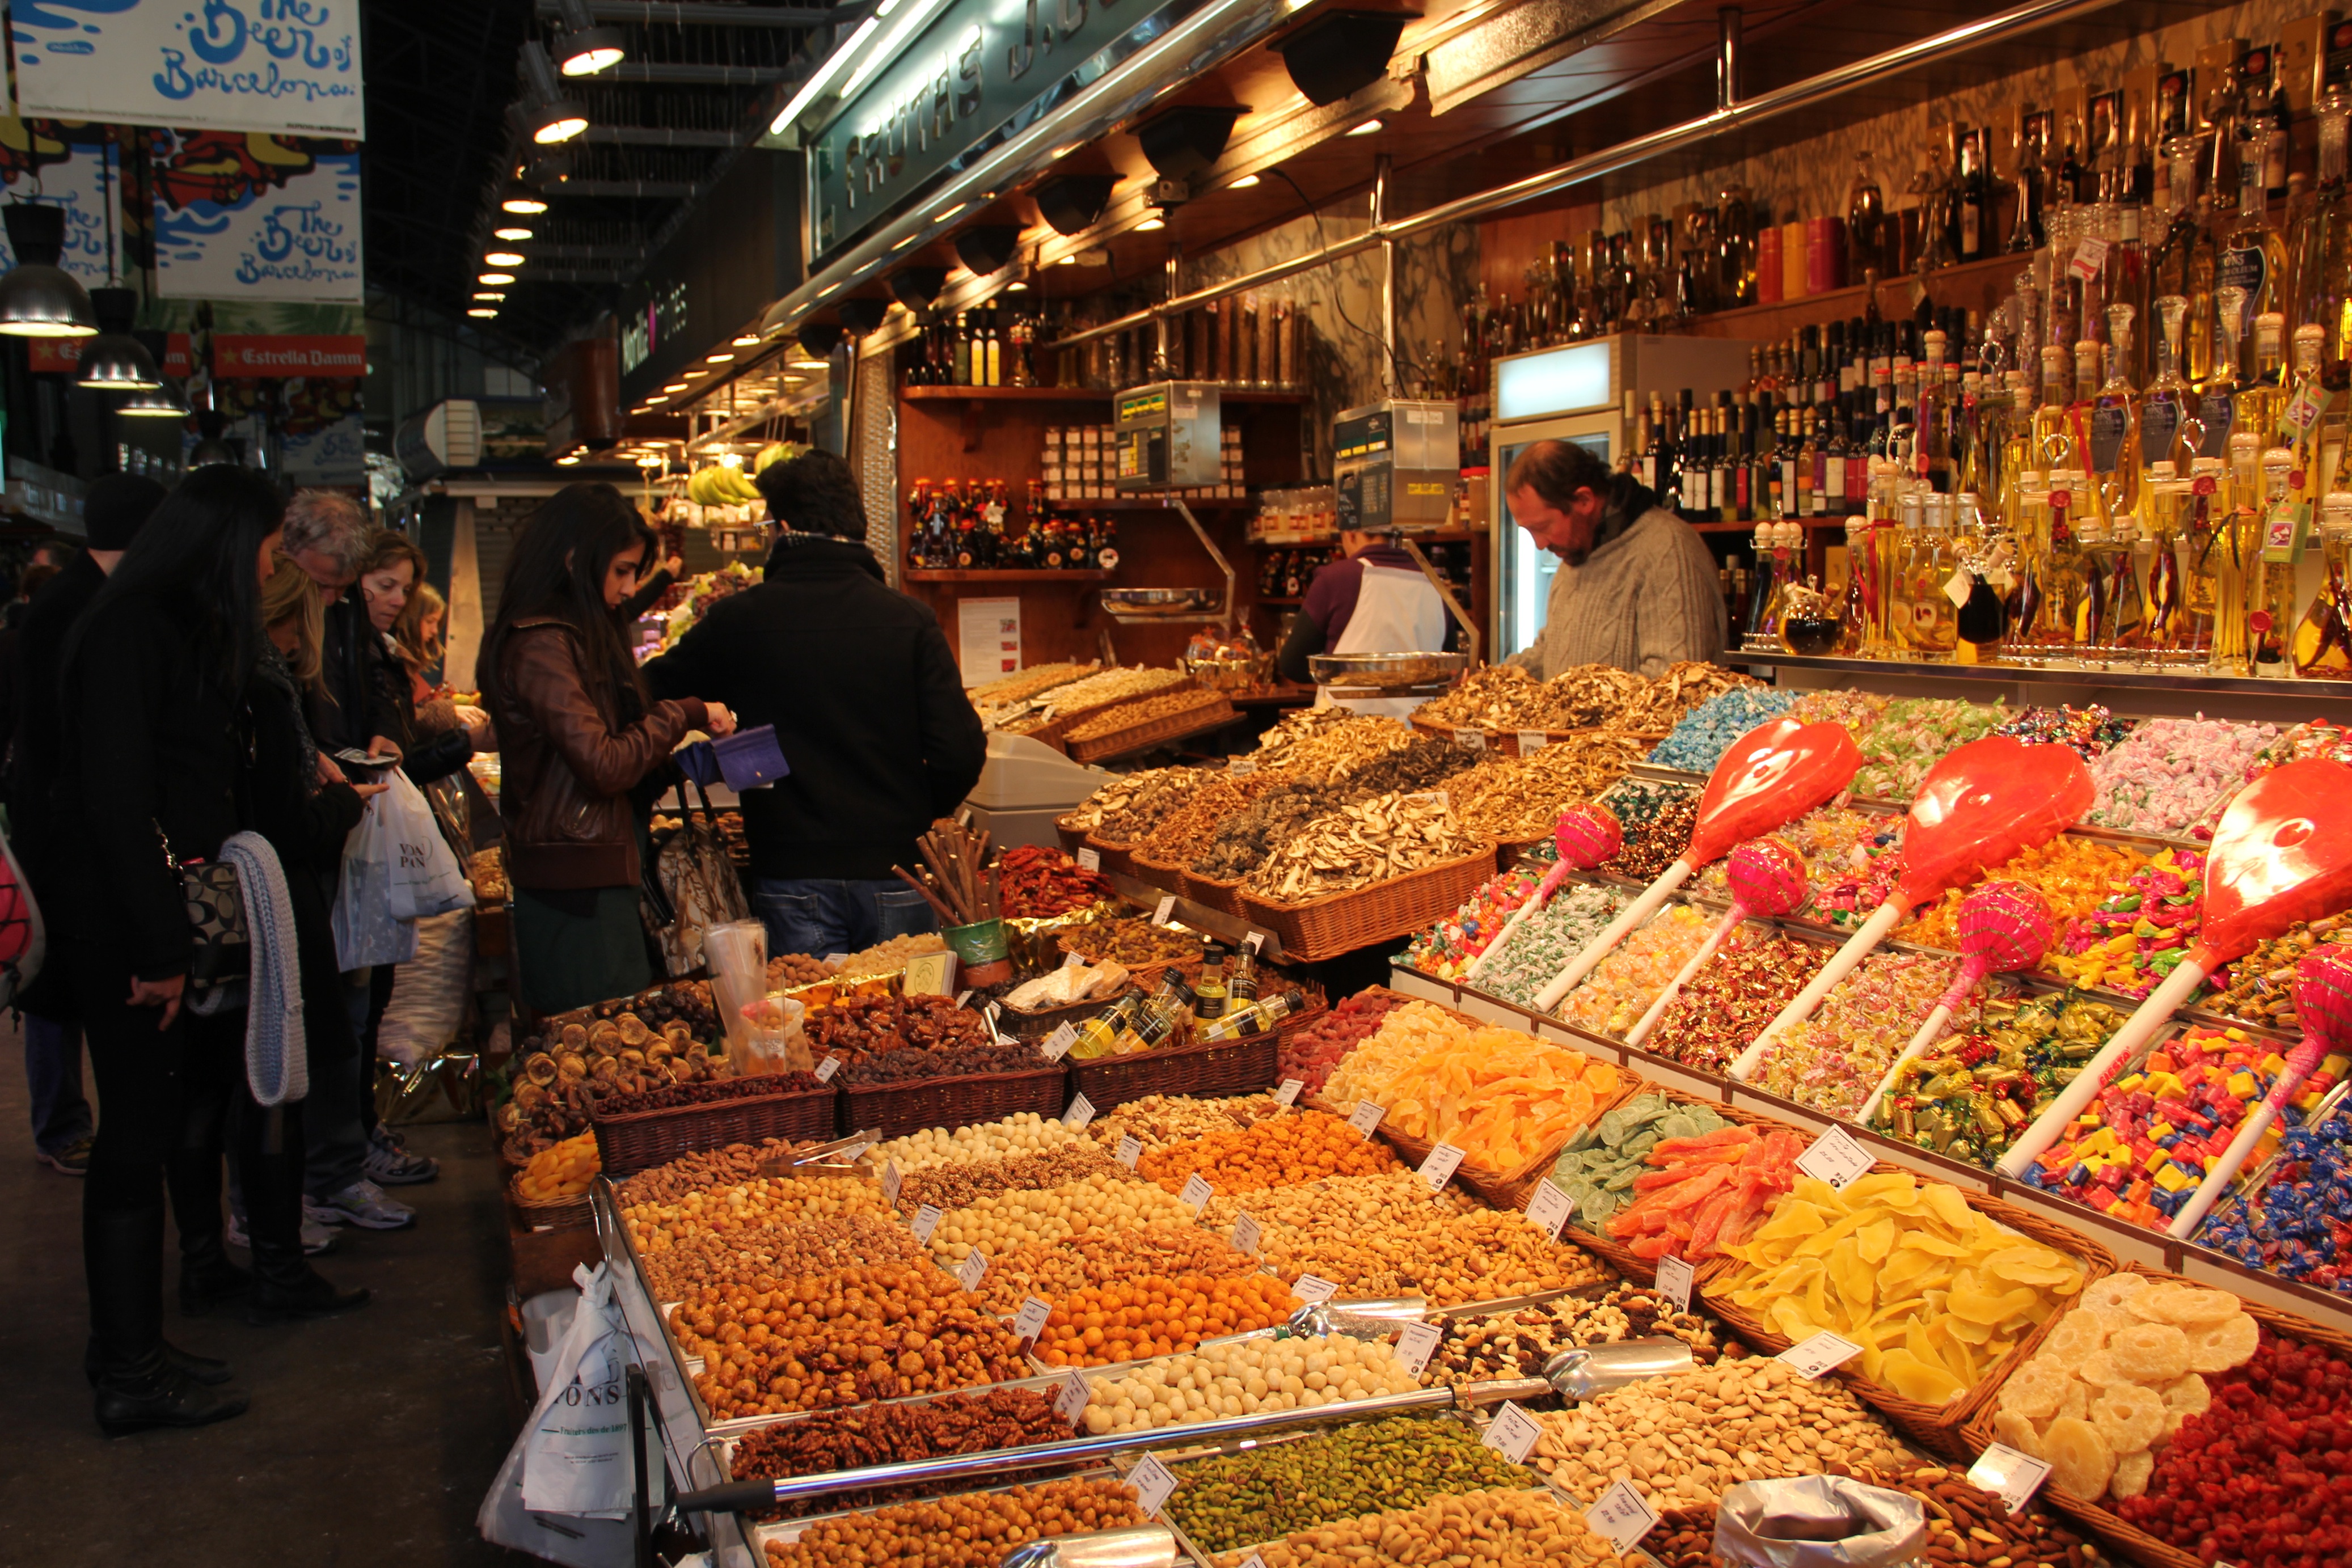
[1291,540,1449,717]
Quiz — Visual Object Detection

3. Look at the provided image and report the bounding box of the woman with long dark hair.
[480,483,732,1014]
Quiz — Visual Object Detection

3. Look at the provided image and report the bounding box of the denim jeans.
[24,1010,93,1156]
[750,877,939,961]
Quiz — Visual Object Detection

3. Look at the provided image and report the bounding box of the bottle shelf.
[1724,649,2352,699]
[1691,519,1853,534]
[904,569,1110,583]
[901,384,1310,405]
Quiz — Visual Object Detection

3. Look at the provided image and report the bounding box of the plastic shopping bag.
[383,769,475,921]
[378,908,474,1068]
[332,797,421,971]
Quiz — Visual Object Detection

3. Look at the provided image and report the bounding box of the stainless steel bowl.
[1307,651,1472,689]
[1100,587,1215,610]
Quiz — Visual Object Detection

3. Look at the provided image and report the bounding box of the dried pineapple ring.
[2076,1350,2135,1388]
[2091,1385,2165,1454]
[2184,1312,2260,1373]
[2107,1322,2193,1383]
[2110,1449,2155,1501]
[2083,1305,2138,1341]
[2124,1282,2194,1323]
[2043,1312,2108,1362]
[1999,1362,2068,1418]
[2147,1287,2244,1328]
[2161,1372,2211,1414]
[2055,1378,2091,1423]
[2044,1416,2116,1499]
[1992,1409,2046,1459]
[2080,1274,2150,1315]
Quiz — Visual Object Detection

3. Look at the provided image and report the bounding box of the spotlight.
[75,288,162,390]
[500,185,549,214]
[494,226,534,240]
[732,333,761,346]
[117,382,188,419]
[474,291,506,301]
[468,307,499,318]
[479,271,516,285]
[485,250,526,267]
[0,205,96,338]
[837,298,890,334]
[648,394,670,404]
[1231,174,1262,188]
[1276,11,1409,105]
[888,266,949,311]
[1346,118,1384,136]
[1138,217,1166,231]
[1007,280,1029,291]
[1034,174,1120,236]
[706,352,735,363]
[663,382,687,392]
[1135,105,1247,181]
[554,0,626,75]
[953,225,1023,276]
[520,42,589,143]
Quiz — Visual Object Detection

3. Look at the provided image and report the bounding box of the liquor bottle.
[2206,456,2261,676]
[1743,522,1779,645]
[953,312,974,386]
[2251,446,2299,675]
[2303,87,2352,390]
[2293,491,2352,677]
[1957,128,1989,261]
[2033,346,2080,471]
[2185,163,2220,384]
[2008,110,2048,252]
[1908,495,1961,655]
[2142,295,2196,469]
[906,479,934,572]
[1838,516,1872,653]
[1195,989,1308,1042]
[2039,471,2092,653]
[1067,993,1147,1059]
[2087,309,2141,517]
[1847,150,1886,278]
[2008,472,2050,652]
[2199,285,2248,459]
[2096,510,2147,655]
[1193,941,1228,1020]
[1226,943,1259,1008]
[2216,142,2287,348]
[2142,460,2186,649]
[1109,972,1196,1055]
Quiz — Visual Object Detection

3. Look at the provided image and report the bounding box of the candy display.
[756,1478,1145,1568]
[1466,882,1626,1010]
[1556,902,1716,1036]
[1898,836,2146,955]
[1870,992,2130,1169]
[1994,703,2139,759]
[1136,1109,1401,1194]
[1627,839,1809,1046]
[1604,1121,1806,1261]
[1204,1484,1629,1568]
[1402,867,1541,977]
[1640,931,1831,1073]
[2198,912,2352,1030]
[1594,781,1700,881]
[1420,1284,1725,1387]
[1785,687,1890,734]
[1074,1332,1419,1433]
[725,1389,1074,1519]
[1243,790,1480,903]
[2085,716,2280,835]
[1032,1273,1300,1366]
[1849,697,2005,800]
[1541,1096,1731,1229]
[995,844,1116,916]
[1277,990,1410,1094]
[1691,805,1905,928]
[1645,686,1802,772]
[2045,848,2206,1000]
[1747,950,1977,1117]
[1717,1173,2087,1404]
[1992,1273,2261,1503]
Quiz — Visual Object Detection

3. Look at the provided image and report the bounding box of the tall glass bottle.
[2240,312,2288,443]
[2206,436,2264,675]
[2198,285,2248,459]
[1907,495,1959,655]
[2038,471,2092,653]
[2097,509,2147,657]
[2142,460,2187,650]
[2143,295,2197,471]
[2088,308,2142,518]
[2178,455,2227,659]
[2251,446,2300,675]
[2293,491,2352,677]
[2216,117,2288,333]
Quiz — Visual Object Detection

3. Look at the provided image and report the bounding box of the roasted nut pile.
[727,1388,1073,1520]
[807,993,988,1058]
[1422,1285,1725,1386]
[1167,1415,1535,1554]
[1064,687,1230,741]
[1136,1109,1401,1195]
[1266,1204,1612,1305]
[611,1138,807,1207]
[766,952,834,987]
[758,1478,1143,1568]
[1057,915,1206,969]
[831,931,947,977]
[1838,1462,2099,1568]
[1040,665,1190,712]
[969,661,1096,709]
[1533,1355,1912,1511]
[876,1114,1084,1172]
[927,1173,1200,1263]
[970,1223,1261,1313]
[896,1143,1139,1212]
[1209,1487,1633,1568]
[1075,766,1204,842]
[670,1262,1032,1419]
[1087,1093,1257,1151]
[1244,791,1478,902]
[1079,1333,1419,1433]
[637,1211,925,1303]
[1036,1273,1299,1366]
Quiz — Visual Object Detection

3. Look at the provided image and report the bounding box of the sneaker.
[311,1178,416,1231]
[228,1209,339,1257]
[362,1124,438,1186]
[38,1135,93,1175]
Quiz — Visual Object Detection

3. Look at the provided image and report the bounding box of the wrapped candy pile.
[1786,687,1889,736]
[1747,950,1976,1117]
[1644,686,1800,773]
[1868,992,2130,1169]
[1849,697,2004,800]
[1555,903,1716,1036]
[1994,703,2139,760]
[1641,931,1832,1073]
[2198,915,2352,1031]
[1592,780,1698,881]
[1692,805,1902,927]
[1468,882,1624,1009]
[2020,1024,2346,1231]
[2201,1107,2352,1292]
[2085,716,2279,836]
[1401,867,1539,979]
[2046,849,2206,1000]
[1898,837,2146,958]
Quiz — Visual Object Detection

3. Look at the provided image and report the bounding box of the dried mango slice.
[1880,1349,1969,1406]
[2183,1313,2260,1373]
[2092,1385,2165,1454]
[2110,1449,2155,1501]
[2108,1322,2193,1383]
[1855,1217,1898,1264]
[1949,1282,2039,1324]
[1754,1201,1829,1242]
[2044,1417,2115,1499]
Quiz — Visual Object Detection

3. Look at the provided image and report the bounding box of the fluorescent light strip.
[770,16,880,135]
[844,0,948,96]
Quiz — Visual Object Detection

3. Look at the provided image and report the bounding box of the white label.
[1779,1330,1864,1379]
[814,1054,842,1083]
[956,1248,987,1293]
[1153,895,1176,926]
[1238,1556,1269,1568]
[881,1159,903,1207]
[983,1002,1007,1045]
[1179,1173,1213,1212]
[1126,1453,1179,1519]
[1584,1480,1662,1553]
[824,953,849,967]
[1013,1296,1054,1342]
[1419,1143,1467,1191]
[1796,1126,1873,1190]
[1655,1255,1695,1315]
[1394,1320,1443,1378]
[1517,731,1549,756]
[1290,1274,1340,1305]
[1057,1368,1091,1425]
[911,1204,944,1244]
[1062,950,1087,969]
[2069,236,2110,280]
[1242,930,1266,954]
[1456,728,1487,751]
[1525,1182,1573,1241]
[955,989,974,1009]
[1228,757,1259,776]
[1349,1101,1386,1139]
[1483,1402,1544,1464]
[1944,567,1975,610]
[1042,1022,1079,1062]
[1274,1078,1304,1107]
[903,950,956,996]
[1076,847,1101,872]
[1115,1133,1142,1169]
[1968,1443,2055,1514]
[1233,1211,1262,1255]
[1063,1092,1096,1130]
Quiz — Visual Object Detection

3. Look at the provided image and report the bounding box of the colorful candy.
[1693,805,1904,928]
[1995,703,2139,760]
[1593,779,1699,881]
[1898,837,2147,956]
[2047,849,2207,1000]
[1747,950,1976,1117]
[2198,915,2352,1031]
[1556,902,1716,1036]
[1641,931,1831,1073]
[1645,687,1801,773]
[1785,687,1890,737]
[1849,696,2005,801]
[1401,867,1540,978]
[2200,1107,2352,1291]
[1869,992,2129,1169]
[2085,716,2280,837]
[1469,881,1625,1011]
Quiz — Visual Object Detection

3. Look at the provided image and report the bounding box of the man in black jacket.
[645,450,986,958]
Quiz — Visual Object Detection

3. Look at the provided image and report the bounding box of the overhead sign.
[0,122,121,289]
[151,131,361,302]
[8,0,365,139]
[212,333,365,377]
[31,332,193,376]
[808,0,1207,259]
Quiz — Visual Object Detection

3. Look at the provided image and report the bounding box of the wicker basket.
[996,984,1138,1039]
[838,1063,1070,1139]
[1126,849,1193,905]
[1238,842,1501,963]
[1959,1263,2352,1568]
[1067,696,1239,764]
[1067,1030,1282,1113]
[1365,1058,1645,1211]
[589,1082,839,1179]
[1701,1184,2117,1459]
[1184,865,1249,917]
[1054,815,1093,855]
[507,1172,595,1230]
[1407,716,1671,759]
[1081,831,1137,880]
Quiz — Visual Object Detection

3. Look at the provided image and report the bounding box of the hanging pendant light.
[117,381,189,418]
[554,0,626,75]
[520,42,589,145]
[0,205,96,338]
[77,287,162,390]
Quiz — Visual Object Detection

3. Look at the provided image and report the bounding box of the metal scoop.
[1000,1525,1180,1568]
[754,1129,880,1177]
[1452,1337,1695,1407]
[1286,1297,1429,1338]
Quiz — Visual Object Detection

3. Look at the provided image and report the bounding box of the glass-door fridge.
[1488,333,1758,659]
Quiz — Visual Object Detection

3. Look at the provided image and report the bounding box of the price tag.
[1349,1100,1386,1139]
[1290,1274,1339,1305]
[1228,757,1259,776]
[1944,567,1975,609]
[881,1159,903,1207]
[1013,1296,1054,1343]
[1126,1453,1179,1519]
[1796,1126,1872,1190]
[1483,1401,1544,1464]
[824,953,849,967]
[1041,1022,1079,1062]
[1153,894,1177,926]
[1180,1173,1213,1213]
[903,950,956,996]
[1238,1556,1269,1568]
[955,989,973,1009]
[956,1248,987,1293]
[1967,1443,2055,1515]
[1584,1480,1662,1553]
[1232,1211,1262,1255]
[814,1054,843,1083]
[1076,847,1101,872]
[1394,1320,1443,1377]
[1419,1142,1467,1191]
[2068,235,2110,280]
[1273,1078,1304,1107]
[1456,728,1487,751]
[2283,380,2332,441]
[1778,1330,1864,1379]
[1114,1133,1142,1169]
[910,1203,944,1244]
[1656,1255,1695,1314]
[1525,1181,1573,1241]
[1517,732,1549,756]
[1056,1368,1091,1425]
[1241,930,1266,955]
[1063,1092,1096,1131]
[1062,950,1087,969]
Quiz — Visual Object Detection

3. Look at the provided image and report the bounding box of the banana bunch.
[686,462,762,506]
[752,439,801,475]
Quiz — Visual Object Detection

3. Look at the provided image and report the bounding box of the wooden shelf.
[900,383,1310,405]
[1691,518,1852,534]
[905,568,1109,583]
[1052,496,1251,512]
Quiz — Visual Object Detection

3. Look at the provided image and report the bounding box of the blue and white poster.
[0,119,121,285]
[151,129,361,302]
[280,408,365,484]
[8,0,364,139]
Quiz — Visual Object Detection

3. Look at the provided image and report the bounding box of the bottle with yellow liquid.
[1907,495,1959,655]
[2206,434,2266,675]
[1193,941,1229,1021]
[1226,943,1259,1009]
[2293,491,2352,678]
[1195,989,1309,1042]
[1110,972,1196,1055]
[2252,445,2302,676]
[1067,994,1148,1060]
[2141,460,2188,650]
[2178,455,2228,658]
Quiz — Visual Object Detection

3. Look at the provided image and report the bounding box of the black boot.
[240,1100,370,1325]
[177,1230,252,1318]
[94,1362,250,1438]
[86,1202,247,1436]
[85,1338,235,1388]
[244,1257,370,1325]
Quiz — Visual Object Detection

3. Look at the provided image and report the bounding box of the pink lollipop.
[1463,801,1623,984]
[2172,943,2352,1236]
[1858,881,2052,1122]
[1625,838,1810,1048]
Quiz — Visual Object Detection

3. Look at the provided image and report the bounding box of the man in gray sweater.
[1502,438,1726,679]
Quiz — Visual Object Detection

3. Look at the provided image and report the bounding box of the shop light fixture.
[663,381,687,392]
[933,202,967,224]
[706,352,734,363]
[494,226,534,241]
[1346,118,1384,135]
[0,205,96,338]
[554,0,627,76]
[485,250,526,267]
[1057,254,1077,265]
[556,453,581,465]
[647,394,670,404]
[732,333,760,346]
[890,231,920,250]
[1231,174,1262,188]
[474,291,507,301]
[846,0,949,95]
[468,307,499,318]
[1137,217,1166,231]
[1007,279,1029,291]
[76,289,162,390]
[768,15,879,136]
[520,42,590,143]
[816,282,840,299]
[789,357,828,370]
[117,382,188,418]
[479,271,516,285]
[500,186,549,214]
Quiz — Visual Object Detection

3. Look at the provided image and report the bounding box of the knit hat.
[85,474,166,550]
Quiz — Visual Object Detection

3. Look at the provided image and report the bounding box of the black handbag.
[161,823,249,987]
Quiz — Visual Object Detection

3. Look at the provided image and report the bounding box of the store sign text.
[622,281,689,375]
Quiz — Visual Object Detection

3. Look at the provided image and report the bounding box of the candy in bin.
[1868,992,2129,1169]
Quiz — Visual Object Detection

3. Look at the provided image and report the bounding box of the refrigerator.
[1489,333,1758,659]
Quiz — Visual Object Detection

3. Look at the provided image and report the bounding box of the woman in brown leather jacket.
[479,485,734,1013]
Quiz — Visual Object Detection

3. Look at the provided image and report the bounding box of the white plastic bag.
[701,918,767,1057]
[332,802,421,971]
[378,908,474,1068]
[383,769,475,920]
[736,994,810,1076]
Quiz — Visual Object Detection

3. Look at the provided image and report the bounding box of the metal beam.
[539,179,698,197]
[499,243,648,261]
[579,124,745,147]
[533,1,837,24]
[510,266,636,282]
[605,62,792,83]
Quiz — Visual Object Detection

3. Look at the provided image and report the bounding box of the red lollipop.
[1624,836,1810,1049]
[1857,881,2052,1122]
[1463,801,1623,984]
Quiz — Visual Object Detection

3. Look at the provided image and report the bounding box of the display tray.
[1409,713,1669,757]
[506,1172,594,1231]
[1062,1008,1298,1113]
[1066,695,1240,764]
[738,1466,1129,1549]
[1239,841,1501,963]
[838,1062,1070,1139]
[1722,648,2352,697]
[590,1082,841,1180]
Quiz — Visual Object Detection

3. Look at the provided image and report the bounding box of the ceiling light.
[474,290,506,301]
[789,357,828,370]
[1346,118,1384,136]
[556,453,581,465]
[845,0,948,95]
[479,271,516,285]
[76,289,162,390]
[484,250,526,267]
[647,395,670,404]
[501,187,549,214]
[1050,145,1079,160]
[554,0,626,75]
[934,202,967,224]
[521,42,589,143]
[663,382,687,392]
[1137,217,1166,231]
[1007,280,1029,291]
[1231,174,1262,188]
[0,206,96,338]
[816,282,840,299]
[706,352,734,364]
[494,226,534,241]
[768,15,878,137]
[117,382,188,419]
[527,100,589,144]
[1057,255,1076,265]
[732,333,760,346]
[468,307,499,318]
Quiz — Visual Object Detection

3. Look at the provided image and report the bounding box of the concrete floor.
[0,1020,538,1566]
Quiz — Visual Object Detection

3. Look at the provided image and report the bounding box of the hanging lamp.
[0,204,96,338]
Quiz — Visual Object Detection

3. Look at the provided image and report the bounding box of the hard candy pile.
[2085,715,2279,836]
[1849,696,2004,800]
[2045,848,2205,1000]
[1747,950,1975,1118]
[1402,867,1539,978]
[1869,992,2128,1169]
[2201,1108,2352,1293]
[1692,806,1901,927]
[1645,686,1801,772]
[1556,903,1716,1036]
[1642,931,1831,1074]
[1469,882,1624,1010]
